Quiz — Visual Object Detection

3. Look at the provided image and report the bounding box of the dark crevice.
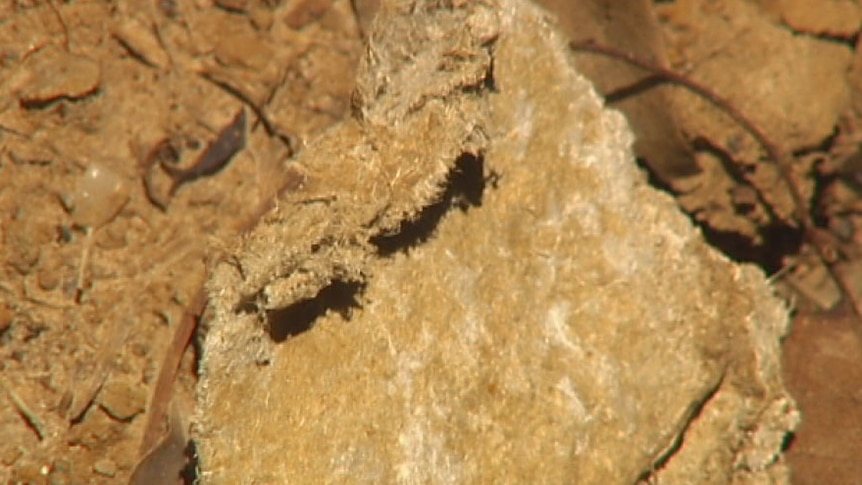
[792,126,839,159]
[192,315,206,377]
[604,74,666,104]
[778,24,859,48]
[689,139,808,272]
[781,431,796,452]
[181,439,198,484]
[483,52,498,92]
[371,152,489,256]
[256,152,494,343]
[699,224,803,274]
[636,155,804,274]
[459,53,497,95]
[266,280,364,343]
[236,294,259,315]
[689,138,776,218]
[19,89,101,110]
[812,169,841,229]
[637,372,725,482]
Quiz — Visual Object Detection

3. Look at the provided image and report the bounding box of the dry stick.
[569,39,862,326]
[138,287,206,456]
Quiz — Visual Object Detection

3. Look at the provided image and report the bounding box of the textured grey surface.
[195,1,797,483]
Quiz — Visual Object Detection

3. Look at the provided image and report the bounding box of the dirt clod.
[17,47,101,108]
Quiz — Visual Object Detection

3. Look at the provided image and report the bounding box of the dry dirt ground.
[0,0,861,483]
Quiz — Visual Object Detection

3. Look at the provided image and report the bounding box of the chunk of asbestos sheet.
[196,0,799,483]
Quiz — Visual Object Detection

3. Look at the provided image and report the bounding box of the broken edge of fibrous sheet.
[200,0,498,395]
[197,1,797,483]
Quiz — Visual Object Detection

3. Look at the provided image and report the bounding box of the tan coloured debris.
[17,46,101,106]
[195,1,798,483]
[112,18,171,69]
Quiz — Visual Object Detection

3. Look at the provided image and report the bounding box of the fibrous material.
[195,1,798,483]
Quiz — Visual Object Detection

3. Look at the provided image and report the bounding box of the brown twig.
[569,39,862,331]
[198,72,295,155]
[138,288,206,456]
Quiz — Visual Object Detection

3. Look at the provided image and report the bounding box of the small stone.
[36,254,63,291]
[283,0,334,29]
[98,379,145,421]
[771,0,862,38]
[112,19,170,69]
[215,33,275,71]
[96,220,129,250]
[6,207,53,275]
[93,458,117,477]
[17,46,100,107]
[0,446,22,466]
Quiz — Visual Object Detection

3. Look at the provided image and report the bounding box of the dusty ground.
[0,0,860,483]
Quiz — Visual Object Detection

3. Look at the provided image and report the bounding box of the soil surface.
[0,0,860,483]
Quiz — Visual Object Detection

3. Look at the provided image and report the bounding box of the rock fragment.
[17,47,101,108]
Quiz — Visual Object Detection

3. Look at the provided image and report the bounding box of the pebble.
[17,46,100,107]
[0,446,22,466]
[98,379,146,421]
[93,458,117,477]
[112,19,170,69]
[284,0,335,29]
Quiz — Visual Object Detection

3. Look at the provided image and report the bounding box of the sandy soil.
[0,0,860,483]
